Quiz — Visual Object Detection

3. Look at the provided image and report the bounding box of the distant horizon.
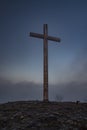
[0,77,87,103]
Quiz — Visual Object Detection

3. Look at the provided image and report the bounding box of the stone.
[0,101,87,130]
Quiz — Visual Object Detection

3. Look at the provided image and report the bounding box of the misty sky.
[0,0,87,103]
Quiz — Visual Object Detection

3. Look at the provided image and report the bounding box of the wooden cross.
[30,24,61,102]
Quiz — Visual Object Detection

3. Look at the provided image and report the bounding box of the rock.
[0,101,87,130]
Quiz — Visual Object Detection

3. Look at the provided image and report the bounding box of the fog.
[0,77,87,103]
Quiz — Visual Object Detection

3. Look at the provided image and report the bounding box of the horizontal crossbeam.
[48,36,60,42]
[30,32,44,39]
[30,32,61,42]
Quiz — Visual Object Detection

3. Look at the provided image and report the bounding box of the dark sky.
[0,0,87,103]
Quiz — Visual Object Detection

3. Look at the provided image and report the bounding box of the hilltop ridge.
[0,101,87,130]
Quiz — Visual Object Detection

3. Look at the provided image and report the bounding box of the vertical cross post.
[43,24,48,102]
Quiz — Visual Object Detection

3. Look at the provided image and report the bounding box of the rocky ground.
[0,101,87,130]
